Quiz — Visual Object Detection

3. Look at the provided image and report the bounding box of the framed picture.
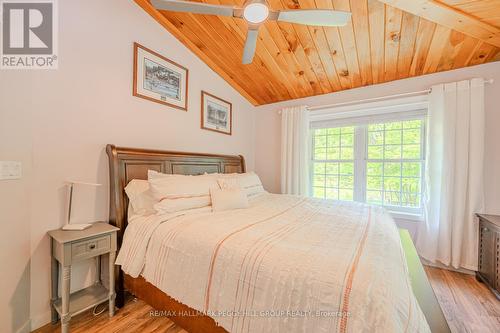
[201,91,232,135]
[133,42,188,110]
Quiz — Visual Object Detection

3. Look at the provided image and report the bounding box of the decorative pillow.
[217,172,266,197]
[148,171,219,211]
[154,196,211,214]
[210,187,249,212]
[148,170,200,179]
[124,179,156,216]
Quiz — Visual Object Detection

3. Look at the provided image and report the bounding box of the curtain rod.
[306,78,494,112]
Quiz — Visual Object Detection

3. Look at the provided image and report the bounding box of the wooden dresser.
[477,214,500,300]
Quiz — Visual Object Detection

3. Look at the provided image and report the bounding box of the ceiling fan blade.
[275,9,351,27]
[151,0,237,17]
[242,28,259,64]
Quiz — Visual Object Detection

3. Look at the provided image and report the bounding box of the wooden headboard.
[106,144,246,246]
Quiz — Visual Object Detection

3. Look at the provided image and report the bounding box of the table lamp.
[62,180,102,231]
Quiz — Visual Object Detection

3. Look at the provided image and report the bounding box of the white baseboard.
[29,311,52,331]
[421,259,475,275]
[16,319,31,333]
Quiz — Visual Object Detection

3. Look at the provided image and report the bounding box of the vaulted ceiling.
[135,0,500,105]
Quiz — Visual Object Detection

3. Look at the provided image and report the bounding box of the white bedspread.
[116,193,430,333]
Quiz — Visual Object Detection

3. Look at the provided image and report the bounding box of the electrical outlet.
[0,161,22,180]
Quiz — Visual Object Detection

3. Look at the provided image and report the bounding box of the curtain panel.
[416,78,485,270]
[280,106,310,195]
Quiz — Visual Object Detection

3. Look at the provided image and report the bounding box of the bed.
[106,144,450,333]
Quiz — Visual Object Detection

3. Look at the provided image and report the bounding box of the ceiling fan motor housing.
[242,0,270,24]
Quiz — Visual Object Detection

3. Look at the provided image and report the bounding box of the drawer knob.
[89,244,96,250]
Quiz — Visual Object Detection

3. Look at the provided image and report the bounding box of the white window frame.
[308,127,357,201]
[309,96,428,221]
[363,117,426,215]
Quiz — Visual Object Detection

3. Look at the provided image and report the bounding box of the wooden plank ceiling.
[135,0,500,105]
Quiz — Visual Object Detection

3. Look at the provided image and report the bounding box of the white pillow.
[148,170,197,179]
[154,196,211,214]
[149,172,218,199]
[148,171,219,211]
[124,179,156,216]
[217,172,265,197]
[210,188,249,212]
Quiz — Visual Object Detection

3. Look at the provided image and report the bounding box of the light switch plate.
[0,161,22,180]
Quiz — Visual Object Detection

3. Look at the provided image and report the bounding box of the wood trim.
[377,0,500,48]
[133,42,189,111]
[133,0,259,106]
[493,50,500,62]
[124,274,227,333]
[200,90,233,136]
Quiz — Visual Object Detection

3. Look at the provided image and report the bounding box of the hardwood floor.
[424,266,500,333]
[32,299,187,333]
[34,266,500,333]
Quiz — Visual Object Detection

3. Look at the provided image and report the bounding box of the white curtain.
[281,105,310,195]
[416,79,485,270]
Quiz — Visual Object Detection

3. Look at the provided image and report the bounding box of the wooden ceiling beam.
[376,0,500,48]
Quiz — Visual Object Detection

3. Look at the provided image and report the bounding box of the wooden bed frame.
[106,144,450,333]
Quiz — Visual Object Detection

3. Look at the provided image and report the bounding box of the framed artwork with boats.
[133,42,188,110]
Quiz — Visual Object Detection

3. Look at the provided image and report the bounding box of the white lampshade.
[63,180,103,231]
[66,180,102,187]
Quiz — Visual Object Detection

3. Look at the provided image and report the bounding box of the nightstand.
[48,222,119,333]
[476,214,500,300]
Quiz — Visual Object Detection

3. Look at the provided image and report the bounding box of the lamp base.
[62,223,92,231]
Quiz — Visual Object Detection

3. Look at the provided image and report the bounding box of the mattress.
[116,193,430,333]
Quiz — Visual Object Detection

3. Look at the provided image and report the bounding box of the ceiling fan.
[150,0,351,64]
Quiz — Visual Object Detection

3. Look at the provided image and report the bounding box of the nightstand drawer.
[71,235,110,261]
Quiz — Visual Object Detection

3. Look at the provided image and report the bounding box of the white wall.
[255,62,500,230]
[0,0,255,331]
[0,73,33,333]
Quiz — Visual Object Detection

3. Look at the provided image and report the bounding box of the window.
[311,118,425,215]
[312,127,355,201]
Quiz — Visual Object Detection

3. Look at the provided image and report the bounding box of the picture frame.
[133,42,188,111]
[201,91,232,135]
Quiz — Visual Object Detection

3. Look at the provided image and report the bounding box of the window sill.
[389,211,424,222]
